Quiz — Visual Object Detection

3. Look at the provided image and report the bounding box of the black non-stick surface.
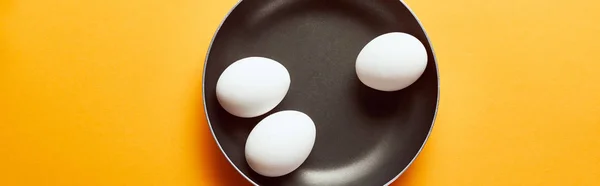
[203,0,438,185]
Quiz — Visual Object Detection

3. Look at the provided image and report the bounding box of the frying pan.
[202,0,439,185]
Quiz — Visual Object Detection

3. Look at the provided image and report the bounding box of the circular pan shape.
[203,0,440,185]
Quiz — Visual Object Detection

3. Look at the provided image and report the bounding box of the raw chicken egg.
[356,32,428,91]
[245,110,316,177]
[216,57,290,118]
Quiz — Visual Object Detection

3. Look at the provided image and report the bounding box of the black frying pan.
[203,0,439,185]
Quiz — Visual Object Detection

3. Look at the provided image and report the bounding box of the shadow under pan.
[203,0,439,185]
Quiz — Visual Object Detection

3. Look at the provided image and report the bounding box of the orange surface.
[1,0,599,185]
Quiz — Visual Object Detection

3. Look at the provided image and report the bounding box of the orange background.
[1,0,599,185]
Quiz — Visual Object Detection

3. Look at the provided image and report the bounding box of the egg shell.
[216,57,291,118]
[356,32,428,91]
[245,110,316,177]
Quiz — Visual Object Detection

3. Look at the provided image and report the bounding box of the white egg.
[356,32,428,91]
[216,57,291,118]
[245,110,316,177]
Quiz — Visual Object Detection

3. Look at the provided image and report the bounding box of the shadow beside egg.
[212,93,294,136]
[353,79,412,120]
[212,97,260,140]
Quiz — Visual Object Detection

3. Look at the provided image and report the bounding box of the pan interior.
[203,0,438,185]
